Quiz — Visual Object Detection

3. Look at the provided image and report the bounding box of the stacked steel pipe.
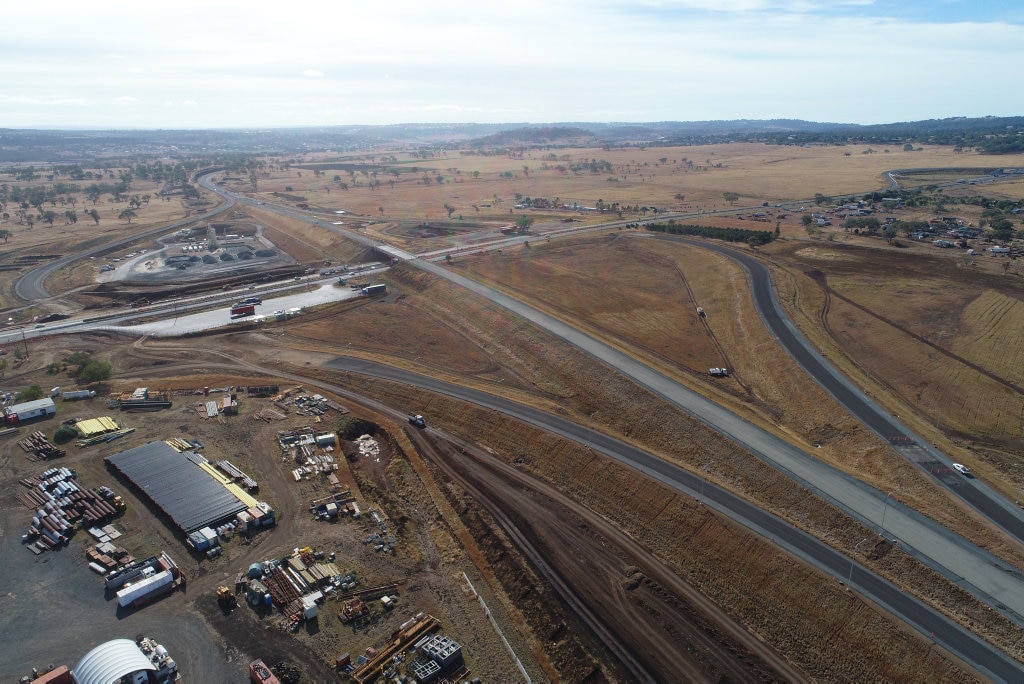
[18,467,120,551]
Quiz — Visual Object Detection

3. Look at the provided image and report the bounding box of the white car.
[952,463,972,476]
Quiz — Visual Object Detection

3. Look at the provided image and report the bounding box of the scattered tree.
[118,209,136,224]
[723,192,740,204]
[514,215,533,233]
[79,360,112,383]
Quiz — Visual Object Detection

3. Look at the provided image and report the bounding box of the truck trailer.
[361,284,387,296]
[62,390,96,401]
[230,303,256,318]
[116,568,175,607]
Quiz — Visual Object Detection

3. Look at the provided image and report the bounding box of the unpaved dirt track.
[412,428,806,682]
[118,342,803,681]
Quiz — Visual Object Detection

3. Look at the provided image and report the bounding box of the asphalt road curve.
[651,235,1024,545]
[14,168,233,302]
[324,356,1024,681]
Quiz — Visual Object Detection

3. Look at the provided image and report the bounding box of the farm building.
[4,397,56,424]
[105,441,273,537]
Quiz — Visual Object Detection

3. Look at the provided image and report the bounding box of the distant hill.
[467,126,595,147]
[2,116,1023,162]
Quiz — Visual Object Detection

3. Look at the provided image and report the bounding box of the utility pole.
[880,491,897,537]
[849,538,870,586]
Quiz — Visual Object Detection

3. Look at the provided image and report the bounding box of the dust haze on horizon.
[3,0,1023,130]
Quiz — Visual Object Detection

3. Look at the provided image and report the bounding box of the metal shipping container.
[116,569,173,607]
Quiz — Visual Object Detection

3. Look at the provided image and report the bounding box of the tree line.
[645,222,775,246]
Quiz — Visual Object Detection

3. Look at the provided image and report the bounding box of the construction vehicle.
[217,586,237,611]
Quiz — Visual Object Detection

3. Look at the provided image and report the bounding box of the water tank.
[155,645,168,658]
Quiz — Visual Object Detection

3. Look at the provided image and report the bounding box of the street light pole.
[849,537,870,586]
[880,491,897,537]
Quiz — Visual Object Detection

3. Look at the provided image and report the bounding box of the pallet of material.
[77,427,135,448]
[253,408,287,422]
[324,400,348,414]
[164,437,195,452]
[264,566,301,607]
[215,460,258,490]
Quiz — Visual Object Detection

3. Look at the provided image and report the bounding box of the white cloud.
[0,0,1020,127]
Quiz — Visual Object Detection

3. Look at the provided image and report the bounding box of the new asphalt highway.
[651,234,1024,547]
[323,357,1024,681]
[396,254,1024,631]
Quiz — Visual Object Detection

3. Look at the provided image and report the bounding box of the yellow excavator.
[216,586,237,610]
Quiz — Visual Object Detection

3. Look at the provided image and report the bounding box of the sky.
[3,0,1023,129]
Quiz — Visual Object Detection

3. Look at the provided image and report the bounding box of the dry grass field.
[243,143,1024,225]
[762,239,1024,490]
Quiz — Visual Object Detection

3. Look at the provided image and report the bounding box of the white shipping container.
[116,569,173,606]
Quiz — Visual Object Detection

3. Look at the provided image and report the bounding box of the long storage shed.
[105,441,248,534]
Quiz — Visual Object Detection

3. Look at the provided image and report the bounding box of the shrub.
[17,385,45,401]
[54,425,78,444]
